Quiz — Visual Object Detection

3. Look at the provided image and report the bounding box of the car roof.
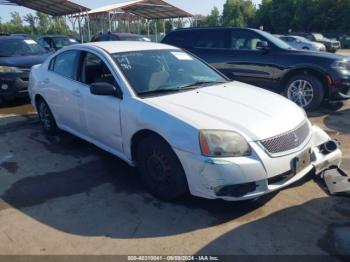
[83,41,179,53]
[99,32,144,37]
[40,35,70,38]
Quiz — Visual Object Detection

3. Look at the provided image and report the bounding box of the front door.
[76,51,123,154]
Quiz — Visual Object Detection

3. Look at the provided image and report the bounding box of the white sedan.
[28,41,342,201]
[279,35,326,52]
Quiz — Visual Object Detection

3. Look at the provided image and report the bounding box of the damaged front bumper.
[175,125,343,201]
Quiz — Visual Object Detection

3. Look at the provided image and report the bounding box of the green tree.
[10,11,22,26]
[203,6,221,26]
[24,13,37,35]
[48,16,69,34]
[222,0,256,27]
[36,12,50,34]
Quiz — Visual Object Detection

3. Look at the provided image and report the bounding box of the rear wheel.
[37,99,58,136]
[136,134,188,201]
[284,74,324,111]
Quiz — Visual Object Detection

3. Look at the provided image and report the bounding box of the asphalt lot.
[0,97,349,257]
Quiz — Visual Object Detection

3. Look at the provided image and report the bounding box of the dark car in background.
[0,35,50,105]
[91,32,151,42]
[37,35,79,51]
[293,33,341,53]
[162,27,350,110]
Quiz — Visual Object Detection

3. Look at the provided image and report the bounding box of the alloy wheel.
[287,79,314,108]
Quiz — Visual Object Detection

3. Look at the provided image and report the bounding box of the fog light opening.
[1,83,9,91]
[320,140,339,155]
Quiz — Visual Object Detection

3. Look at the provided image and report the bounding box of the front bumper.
[0,71,30,100]
[175,126,342,201]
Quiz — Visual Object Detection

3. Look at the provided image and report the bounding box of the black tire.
[37,99,58,136]
[284,74,325,111]
[302,47,309,50]
[136,134,188,201]
[0,96,4,107]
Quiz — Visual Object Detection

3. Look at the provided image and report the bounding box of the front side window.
[80,52,115,85]
[112,50,226,96]
[231,30,265,50]
[50,50,79,80]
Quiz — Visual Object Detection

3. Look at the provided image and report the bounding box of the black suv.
[162,27,350,110]
[0,35,50,105]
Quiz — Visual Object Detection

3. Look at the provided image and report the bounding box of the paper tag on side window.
[171,52,193,60]
[24,39,37,45]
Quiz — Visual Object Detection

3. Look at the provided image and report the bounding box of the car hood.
[286,49,347,59]
[144,81,307,141]
[0,53,50,69]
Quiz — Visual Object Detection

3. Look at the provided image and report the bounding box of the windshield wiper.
[138,81,227,97]
[178,80,227,90]
[138,88,188,96]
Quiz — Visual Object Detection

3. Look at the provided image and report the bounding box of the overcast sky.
[0,0,262,22]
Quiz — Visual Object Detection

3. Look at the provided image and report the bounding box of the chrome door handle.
[42,78,50,84]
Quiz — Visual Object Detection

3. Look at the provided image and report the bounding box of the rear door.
[45,50,82,131]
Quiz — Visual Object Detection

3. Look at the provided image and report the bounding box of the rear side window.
[163,31,193,48]
[49,50,79,80]
[193,29,230,49]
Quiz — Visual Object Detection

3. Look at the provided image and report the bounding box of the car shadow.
[323,108,350,134]
[1,121,279,239]
[195,197,350,258]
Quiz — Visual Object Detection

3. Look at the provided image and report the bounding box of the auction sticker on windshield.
[24,39,37,45]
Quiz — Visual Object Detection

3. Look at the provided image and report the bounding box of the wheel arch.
[281,67,329,98]
[34,94,46,110]
[130,129,171,163]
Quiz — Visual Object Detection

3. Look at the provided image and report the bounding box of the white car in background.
[28,41,342,201]
[279,35,326,52]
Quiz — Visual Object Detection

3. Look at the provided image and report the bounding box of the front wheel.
[37,99,58,136]
[284,74,324,111]
[136,135,188,201]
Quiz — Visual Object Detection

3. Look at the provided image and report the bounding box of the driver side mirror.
[90,82,123,99]
[256,41,270,51]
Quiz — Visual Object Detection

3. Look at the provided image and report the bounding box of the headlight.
[0,66,23,73]
[199,130,251,157]
[331,60,350,72]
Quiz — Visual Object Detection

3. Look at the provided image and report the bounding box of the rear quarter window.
[163,31,194,48]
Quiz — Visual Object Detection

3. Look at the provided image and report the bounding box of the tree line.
[0,11,72,36]
[201,0,350,34]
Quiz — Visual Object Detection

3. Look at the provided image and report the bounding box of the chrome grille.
[260,121,310,154]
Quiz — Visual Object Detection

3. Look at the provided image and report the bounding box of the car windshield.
[313,34,324,41]
[52,37,77,48]
[258,30,294,50]
[112,50,227,96]
[0,38,48,57]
